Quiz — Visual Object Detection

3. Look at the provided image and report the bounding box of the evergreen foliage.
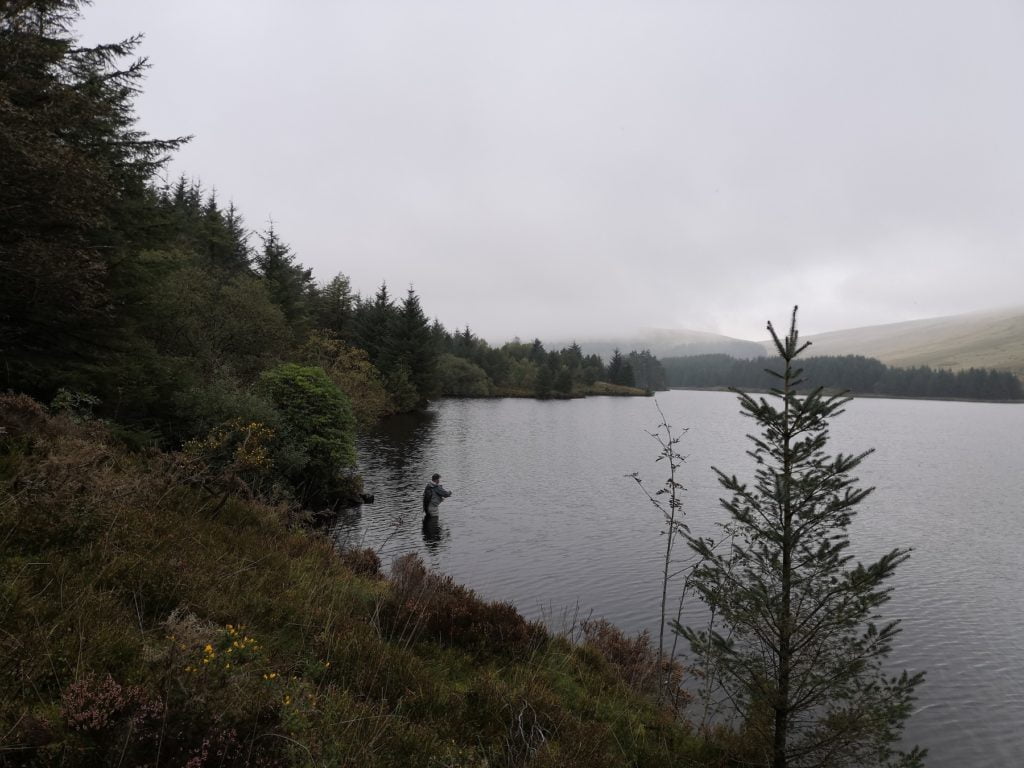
[607,348,638,387]
[315,273,356,339]
[663,353,1022,401]
[628,350,668,392]
[679,309,925,768]
[428,328,659,398]
[353,281,396,367]
[0,0,186,392]
[255,222,315,338]
[391,287,439,404]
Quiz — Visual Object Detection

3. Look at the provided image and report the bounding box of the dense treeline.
[0,2,664,506]
[433,328,666,398]
[662,353,1023,401]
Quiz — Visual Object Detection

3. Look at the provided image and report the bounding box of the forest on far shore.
[662,353,1023,401]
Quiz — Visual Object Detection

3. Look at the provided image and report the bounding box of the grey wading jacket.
[422,482,452,515]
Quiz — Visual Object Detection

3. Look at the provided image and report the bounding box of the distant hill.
[556,328,765,361]
[769,308,1024,377]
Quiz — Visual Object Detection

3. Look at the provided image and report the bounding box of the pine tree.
[628,349,667,391]
[315,273,355,339]
[255,222,314,336]
[528,338,546,364]
[620,361,636,387]
[223,201,251,271]
[534,358,555,398]
[582,353,605,385]
[354,282,397,367]
[0,0,185,391]
[390,287,437,404]
[607,348,625,384]
[680,309,925,768]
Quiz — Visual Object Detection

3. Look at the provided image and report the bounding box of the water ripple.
[331,392,1024,767]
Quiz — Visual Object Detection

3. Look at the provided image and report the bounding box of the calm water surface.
[330,391,1024,767]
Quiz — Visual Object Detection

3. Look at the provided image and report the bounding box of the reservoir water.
[330,390,1024,766]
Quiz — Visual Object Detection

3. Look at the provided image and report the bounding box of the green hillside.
[773,309,1024,378]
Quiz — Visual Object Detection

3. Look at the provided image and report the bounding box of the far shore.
[668,386,1023,405]
[439,382,657,400]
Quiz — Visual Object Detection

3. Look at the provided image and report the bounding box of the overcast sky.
[78,1,1024,342]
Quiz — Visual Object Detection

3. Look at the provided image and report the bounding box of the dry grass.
[799,308,1024,377]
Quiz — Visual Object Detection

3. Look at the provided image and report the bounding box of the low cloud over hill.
[555,329,765,361]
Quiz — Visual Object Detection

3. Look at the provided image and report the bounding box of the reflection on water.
[329,392,1024,768]
[422,515,444,552]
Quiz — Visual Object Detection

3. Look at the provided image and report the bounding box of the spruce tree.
[354,282,397,367]
[315,273,356,339]
[0,0,185,391]
[607,348,625,384]
[680,308,925,768]
[255,222,314,336]
[391,287,437,404]
[222,201,252,271]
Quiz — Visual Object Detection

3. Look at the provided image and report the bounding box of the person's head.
[431,473,441,483]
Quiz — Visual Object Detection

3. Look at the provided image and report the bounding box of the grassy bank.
[0,395,741,767]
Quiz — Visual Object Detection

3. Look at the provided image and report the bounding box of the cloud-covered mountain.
[555,328,766,361]
[557,307,1024,378]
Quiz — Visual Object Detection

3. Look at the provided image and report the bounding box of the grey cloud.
[79,0,1024,342]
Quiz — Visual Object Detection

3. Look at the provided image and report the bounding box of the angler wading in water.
[422,473,452,517]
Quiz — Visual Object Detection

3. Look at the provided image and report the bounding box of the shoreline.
[667,385,1024,405]
[440,382,660,400]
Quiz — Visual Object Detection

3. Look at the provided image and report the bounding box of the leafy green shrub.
[436,353,492,397]
[50,388,100,420]
[301,331,392,426]
[384,363,420,413]
[257,363,357,505]
[172,365,282,439]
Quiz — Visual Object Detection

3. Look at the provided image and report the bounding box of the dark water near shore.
[330,391,1024,767]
